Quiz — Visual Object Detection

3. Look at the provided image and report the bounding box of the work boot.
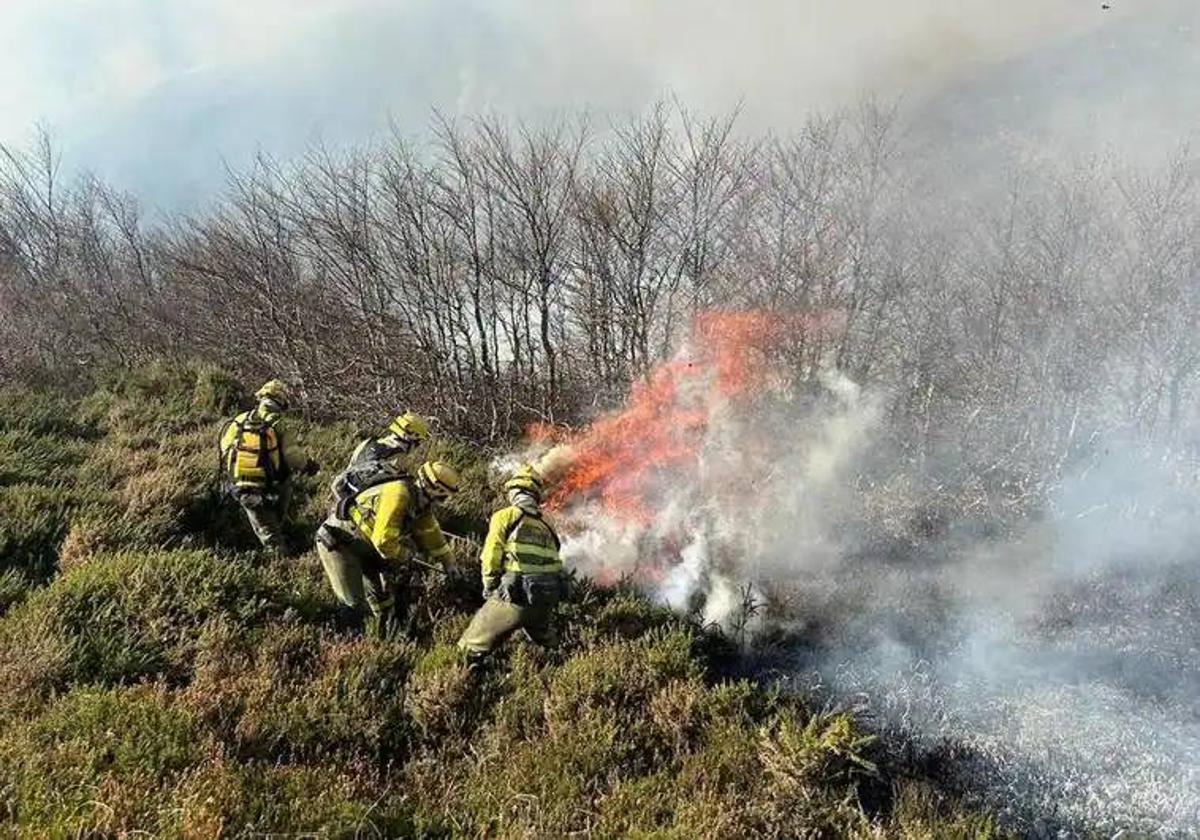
[333,604,365,636]
[368,599,409,640]
[464,650,491,675]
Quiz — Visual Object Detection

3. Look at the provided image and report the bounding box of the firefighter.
[315,459,460,638]
[219,379,317,555]
[458,464,565,671]
[344,411,430,470]
[329,411,429,518]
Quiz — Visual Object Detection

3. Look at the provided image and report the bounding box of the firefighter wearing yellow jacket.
[329,411,429,518]
[458,464,565,670]
[219,379,317,555]
[344,411,430,471]
[315,460,459,637]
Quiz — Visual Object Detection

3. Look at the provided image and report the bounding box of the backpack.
[223,411,286,492]
[331,459,409,520]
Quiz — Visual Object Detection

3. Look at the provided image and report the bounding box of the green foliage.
[0,550,337,711]
[0,386,90,438]
[0,364,1001,838]
[0,685,206,833]
[0,429,90,487]
[167,760,437,839]
[569,589,683,647]
[889,781,1001,839]
[190,364,245,415]
[0,483,93,612]
[187,621,417,763]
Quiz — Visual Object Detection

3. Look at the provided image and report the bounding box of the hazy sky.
[1,0,1195,209]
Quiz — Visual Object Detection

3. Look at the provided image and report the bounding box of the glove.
[303,460,320,477]
[482,575,501,600]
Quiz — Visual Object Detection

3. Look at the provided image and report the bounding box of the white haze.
[0,0,1188,207]
[540,335,1200,835]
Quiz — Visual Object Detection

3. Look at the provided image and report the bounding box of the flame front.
[533,310,827,525]
[513,307,851,612]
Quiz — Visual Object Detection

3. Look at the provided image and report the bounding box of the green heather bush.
[0,429,89,487]
[0,484,96,612]
[0,386,89,438]
[0,365,1000,838]
[186,622,417,764]
[0,685,206,833]
[570,589,682,647]
[889,781,1000,839]
[190,364,245,416]
[167,760,436,838]
[81,360,215,425]
[0,550,337,711]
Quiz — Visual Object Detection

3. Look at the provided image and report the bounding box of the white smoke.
[553,355,883,634]
[542,339,1200,835]
[788,439,1200,835]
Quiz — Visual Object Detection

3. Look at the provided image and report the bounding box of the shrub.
[169,760,438,839]
[0,684,207,834]
[545,629,696,716]
[0,429,89,487]
[405,642,479,744]
[0,483,93,612]
[0,386,90,438]
[887,781,1000,839]
[759,709,879,791]
[78,360,244,440]
[56,512,121,571]
[570,590,682,648]
[190,364,244,416]
[187,624,417,764]
[0,550,338,711]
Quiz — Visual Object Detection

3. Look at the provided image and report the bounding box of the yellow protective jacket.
[349,478,451,565]
[480,505,562,581]
[219,406,309,489]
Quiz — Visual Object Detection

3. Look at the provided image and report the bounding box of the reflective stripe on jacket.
[480,505,562,578]
[348,478,451,564]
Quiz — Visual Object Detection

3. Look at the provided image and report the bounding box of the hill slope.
[0,363,994,838]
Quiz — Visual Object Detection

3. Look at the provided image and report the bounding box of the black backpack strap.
[501,510,526,543]
[273,417,288,480]
[255,412,289,484]
[218,418,237,480]
[339,472,409,523]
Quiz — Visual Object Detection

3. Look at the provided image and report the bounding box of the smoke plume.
[527,308,1200,836]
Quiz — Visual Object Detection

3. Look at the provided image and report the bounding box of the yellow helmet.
[504,463,544,496]
[255,379,291,409]
[417,460,460,500]
[387,411,429,444]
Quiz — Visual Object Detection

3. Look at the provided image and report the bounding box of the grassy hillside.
[0,363,996,838]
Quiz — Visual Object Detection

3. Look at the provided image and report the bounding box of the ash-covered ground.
[785,545,1200,837]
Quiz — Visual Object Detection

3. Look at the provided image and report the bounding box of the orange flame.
[532,310,834,524]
